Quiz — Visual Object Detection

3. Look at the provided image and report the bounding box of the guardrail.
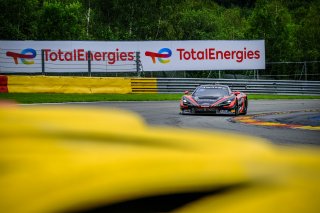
[1,75,319,95]
[1,75,131,94]
[155,78,320,95]
[131,78,157,93]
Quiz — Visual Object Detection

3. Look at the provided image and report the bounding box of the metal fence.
[0,49,140,76]
[1,47,319,80]
[138,61,320,81]
[155,78,320,95]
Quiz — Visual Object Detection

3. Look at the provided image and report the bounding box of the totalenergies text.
[176,48,260,63]
[43,49,135,65]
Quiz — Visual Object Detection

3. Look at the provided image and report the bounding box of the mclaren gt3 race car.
[180,85,247,116]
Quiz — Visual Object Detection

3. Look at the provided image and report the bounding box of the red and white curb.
[232,110,320,131]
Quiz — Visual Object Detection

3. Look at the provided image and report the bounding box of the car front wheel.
[234,101,239,116]
[241,99,248,115]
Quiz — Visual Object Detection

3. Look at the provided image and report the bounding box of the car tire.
[241,99,248,115]
[234,101,239,116]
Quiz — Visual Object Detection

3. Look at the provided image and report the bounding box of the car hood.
[184,95,231,106]
[194,96,222,105]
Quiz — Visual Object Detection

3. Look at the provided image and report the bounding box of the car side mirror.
[184,91,190,95]
[234,91,240,95]
[233,91,241,95]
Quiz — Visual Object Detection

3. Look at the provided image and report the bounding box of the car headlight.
[217,97,234,106]
[182,97,191,105]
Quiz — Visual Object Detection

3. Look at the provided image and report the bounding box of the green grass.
[0,93,182,104]
[248,94,320,100]
[0,93,319,104]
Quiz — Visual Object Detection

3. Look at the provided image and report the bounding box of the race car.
[180,85,247,116]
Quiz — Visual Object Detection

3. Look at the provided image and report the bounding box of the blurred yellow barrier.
[7,76,131,93]
[0,105,319,213]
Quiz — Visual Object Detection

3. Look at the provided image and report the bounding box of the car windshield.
[193,87,229,97]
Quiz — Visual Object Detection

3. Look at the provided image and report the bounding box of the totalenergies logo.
[145,48,172,64]
[6,48,37,65]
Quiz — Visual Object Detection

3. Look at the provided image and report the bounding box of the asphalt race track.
[32,100,320,146]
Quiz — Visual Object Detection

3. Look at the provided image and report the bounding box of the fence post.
[304,61,307,81]
[136,52,141,77]
[88,50,91,77]
[41,49,45,75]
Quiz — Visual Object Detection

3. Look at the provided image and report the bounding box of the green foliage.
[38,1,86,40]
[296,1,320,61]
[0,0,319,78]
[175,8,218,39]
[214,7,249,39]
[247,0,297,61]
[0,0,40,40]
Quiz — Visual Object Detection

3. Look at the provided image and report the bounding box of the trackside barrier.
[0,75,8,93]
[131,78,158,93]
[6,76,132,94]
[1,76,319,95]
[1,105,320,212]
[155,78,320,95]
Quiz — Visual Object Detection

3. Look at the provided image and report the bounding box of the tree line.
[0,0,319,79]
